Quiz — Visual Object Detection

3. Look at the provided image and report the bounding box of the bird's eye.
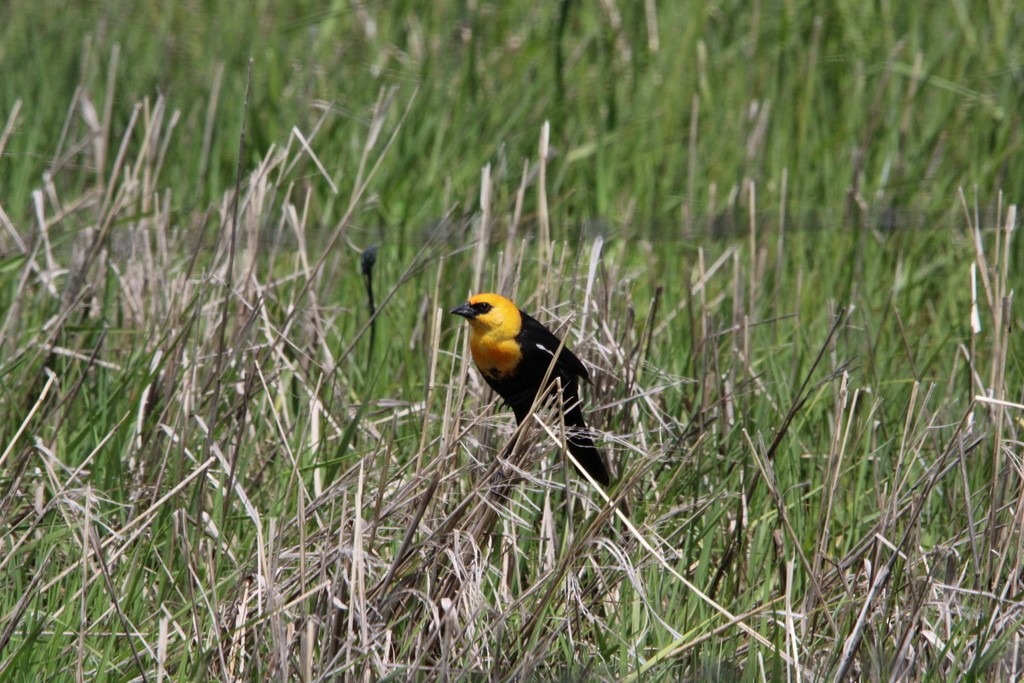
[473,302,493,314]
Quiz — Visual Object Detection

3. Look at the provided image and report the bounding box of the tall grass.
[1,2,1022,681]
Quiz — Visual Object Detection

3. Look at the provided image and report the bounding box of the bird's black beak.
[450,302,476,319]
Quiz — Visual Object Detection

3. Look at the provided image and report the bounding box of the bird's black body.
[489,311,609,485]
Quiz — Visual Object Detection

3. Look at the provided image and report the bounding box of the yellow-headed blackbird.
[451,293,610,485]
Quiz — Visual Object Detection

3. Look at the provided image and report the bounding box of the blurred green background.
[4,1,1020,238]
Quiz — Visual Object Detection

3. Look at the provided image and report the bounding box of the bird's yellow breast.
[469,330,522,379]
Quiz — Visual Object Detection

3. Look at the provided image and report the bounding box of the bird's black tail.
[567,430,610,486]
[565,405,610,486]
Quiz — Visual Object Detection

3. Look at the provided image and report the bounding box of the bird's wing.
[517,311,591,384]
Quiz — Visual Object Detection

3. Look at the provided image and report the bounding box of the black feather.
[479,309,610,486]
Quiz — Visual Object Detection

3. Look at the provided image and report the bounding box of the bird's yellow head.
[451,293,523,378]
[451,293,521,336]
